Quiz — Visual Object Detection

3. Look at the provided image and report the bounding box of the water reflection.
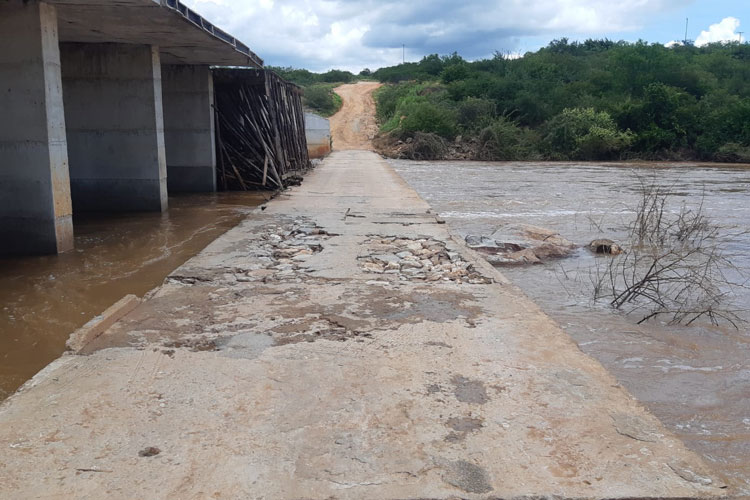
[0,192,266,400]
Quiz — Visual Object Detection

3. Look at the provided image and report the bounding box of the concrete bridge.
[0,0,261,256]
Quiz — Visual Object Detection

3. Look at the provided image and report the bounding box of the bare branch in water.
[592,172,748,328]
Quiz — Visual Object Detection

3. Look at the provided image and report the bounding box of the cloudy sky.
[183,0,749,72]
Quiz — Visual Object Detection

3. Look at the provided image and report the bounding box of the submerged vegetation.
[370,40,750,162]
[592,175,748,327]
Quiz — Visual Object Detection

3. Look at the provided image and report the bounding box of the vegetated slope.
[268,66,356,117]
[369,40,750,162]
[328,82,382,150]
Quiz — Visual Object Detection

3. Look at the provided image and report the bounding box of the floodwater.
[0,192,266,400]
[389,159,750,494]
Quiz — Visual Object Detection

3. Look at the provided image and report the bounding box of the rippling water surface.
[390,159,750,493]
[0,192,265,400]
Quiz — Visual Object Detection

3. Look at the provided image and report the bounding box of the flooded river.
[0,192,265,400]
[390,160,750,493]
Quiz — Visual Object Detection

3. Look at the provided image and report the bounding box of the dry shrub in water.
[593,175,748,327]
[404,132,448,160]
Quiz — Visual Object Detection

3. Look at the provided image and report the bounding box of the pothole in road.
[358,236,492,284]
[168,219,337,285]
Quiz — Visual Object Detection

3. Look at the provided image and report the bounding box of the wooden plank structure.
[212,68,310,190]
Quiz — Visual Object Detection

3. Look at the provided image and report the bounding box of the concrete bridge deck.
[0,151,728,499]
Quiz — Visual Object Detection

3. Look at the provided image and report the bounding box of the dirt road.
[329,81,381,150]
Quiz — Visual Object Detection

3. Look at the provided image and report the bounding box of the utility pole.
[684,17,689,45]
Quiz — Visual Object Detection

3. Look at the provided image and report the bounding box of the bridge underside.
[0,0,262,256]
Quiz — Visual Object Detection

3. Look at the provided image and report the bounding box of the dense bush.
[371,40,750,161]
[302,84,342,117]
[543,108,633,160]
[269,66,356,86]
[389,97,457,138]
[457,97,496,131]
[374,82,417,123]
[477,117,538,160]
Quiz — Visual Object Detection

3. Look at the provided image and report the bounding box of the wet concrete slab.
[0,151,732,499]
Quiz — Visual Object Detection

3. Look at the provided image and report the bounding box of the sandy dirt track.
[329,81,381,150]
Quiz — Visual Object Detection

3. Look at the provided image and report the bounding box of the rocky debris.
[589,238,623,255]
[517,224,576,249]
[359,236,492,284]
[374,131,479,161]
[234,221,334,283]
[465,225,578,266]
[168,220,336,286]
[463,235,524,254]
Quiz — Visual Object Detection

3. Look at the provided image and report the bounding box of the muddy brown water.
[0,192,266,400]
[389,159,750,494]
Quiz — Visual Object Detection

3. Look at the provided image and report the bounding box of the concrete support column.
[0,1,74,255]
[162,65,217,192]
[61,43,168,212]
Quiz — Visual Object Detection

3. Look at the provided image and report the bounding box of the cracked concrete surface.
[0,151,731,499]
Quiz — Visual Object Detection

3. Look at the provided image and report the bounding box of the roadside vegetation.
[369,40,750,162]
[268,67,359,117]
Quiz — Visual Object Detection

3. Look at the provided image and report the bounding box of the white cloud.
[695,17,741,46]
[181,0,691,72]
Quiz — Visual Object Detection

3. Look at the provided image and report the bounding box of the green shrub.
[477,117,538,160]
[543,107,632,159]
[320,69,355,83]
[374,82,419,123]
[303,84,342,117]
[441,64,469,83]
[457,97,496,131]
[396,97,457,138]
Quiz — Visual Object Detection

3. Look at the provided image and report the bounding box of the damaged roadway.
[0,150,730,499]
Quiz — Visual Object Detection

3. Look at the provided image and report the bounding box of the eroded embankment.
[0,151,729,499]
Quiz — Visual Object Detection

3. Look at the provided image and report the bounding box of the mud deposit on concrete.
[451,375,489,404]
[440,459,494,494]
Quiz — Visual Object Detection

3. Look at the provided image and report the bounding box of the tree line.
[267,66,355,117]
[270,40,749,162]
[371,40,750,161]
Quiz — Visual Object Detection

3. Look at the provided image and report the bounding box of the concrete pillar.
[60,43,168,212]
[0,1,74,256]
[162,65,217,192]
